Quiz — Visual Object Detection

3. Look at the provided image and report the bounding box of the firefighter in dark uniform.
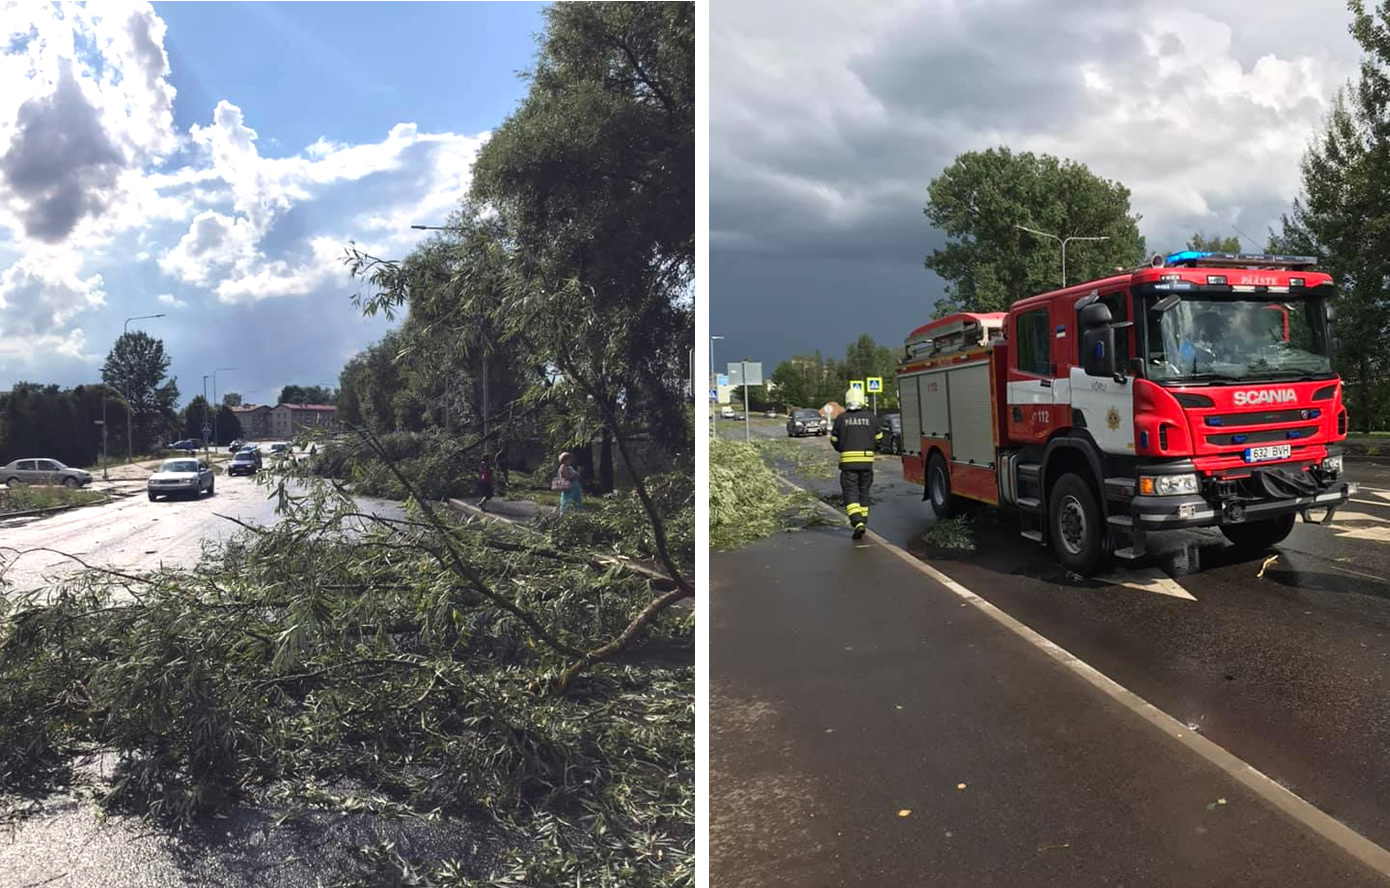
[831,387,880,540]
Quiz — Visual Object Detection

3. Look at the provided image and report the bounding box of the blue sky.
[0,1,546,407]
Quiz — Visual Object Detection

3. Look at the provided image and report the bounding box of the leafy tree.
[221,392,243,407]
[349,1,693,604]
[468,1,694,478]
[215,404,242,446]
[924,147,1146,317]
[769,359,813,410]
[1187,231,1242,253]
[1268,2,1390,432]
[101,332,180,452]
[183,396,212,442]
[277,385,336,406]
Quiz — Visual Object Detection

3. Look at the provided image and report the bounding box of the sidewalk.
[711,527,1389,887]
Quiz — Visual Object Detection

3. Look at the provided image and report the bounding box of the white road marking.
[777,474,1390,880]
[1327,510,1390,523]
[1100,568,1198,601]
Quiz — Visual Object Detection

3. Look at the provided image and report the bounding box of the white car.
[147,458,215,501]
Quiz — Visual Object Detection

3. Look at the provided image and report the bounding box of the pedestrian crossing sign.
[866,376,883,393]
[849,380,864,392]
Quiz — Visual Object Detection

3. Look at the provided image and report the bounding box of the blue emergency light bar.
[1161,251,1318,269]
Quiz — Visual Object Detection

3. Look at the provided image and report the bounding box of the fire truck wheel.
[927,452,952,518]
[1049,473,1106,575]
[1219,513,1296,550]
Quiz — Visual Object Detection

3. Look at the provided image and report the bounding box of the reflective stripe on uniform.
[839,450,874,465]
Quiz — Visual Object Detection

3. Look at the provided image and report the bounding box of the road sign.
[727,362,763,386]
[849,379,864,391]
[866,376,883,393]
[716,374,730,387]
[709,389,718,401]
[201,423,212,438]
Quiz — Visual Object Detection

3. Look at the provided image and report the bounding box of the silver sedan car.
[1,458,93,488]
[147,458,215,501]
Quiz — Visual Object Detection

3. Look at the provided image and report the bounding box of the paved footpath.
[711,526,1390,887]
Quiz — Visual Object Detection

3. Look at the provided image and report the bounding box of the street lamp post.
[117,313,165,467]
[202,375,211,455]
[213,367,236,446]
[710,335,725,440]
[1015,225,1110,288]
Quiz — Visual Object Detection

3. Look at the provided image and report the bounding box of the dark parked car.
[169,439,202,451]
[876,413,902,454]
[786,408,827,437]
[227,450,261,475]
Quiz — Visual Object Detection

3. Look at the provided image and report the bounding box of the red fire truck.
[896,251,1358,574]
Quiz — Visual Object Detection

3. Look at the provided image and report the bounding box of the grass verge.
[0,486,105,514]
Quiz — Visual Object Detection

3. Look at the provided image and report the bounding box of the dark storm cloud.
[0,60,124,243]
[712,0,1359,373]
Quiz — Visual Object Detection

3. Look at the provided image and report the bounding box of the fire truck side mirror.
[1082,326,1116,378]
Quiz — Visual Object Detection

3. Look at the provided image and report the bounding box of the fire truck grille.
[1204,408,1317,427]
[1206,425,1319,447]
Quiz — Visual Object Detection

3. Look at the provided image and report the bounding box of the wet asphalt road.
[712,528,1388,887]
[737,418,1390,857]
[0,469,405,595]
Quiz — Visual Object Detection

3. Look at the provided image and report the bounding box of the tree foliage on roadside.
[0,462,692,884]
[1187,231,1243,253]
[101,332,179,452]
[1268,0,1390,431]
[278,384,337,406]
[0,383,107,466]
[924,147,1146,317]
[769,335,900,411]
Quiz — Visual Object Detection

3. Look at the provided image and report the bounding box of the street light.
[116,313,165,468]
[213,367,236,445]
[1015,225,1110,288]
[202,374,211,455]
[710,335,725,439]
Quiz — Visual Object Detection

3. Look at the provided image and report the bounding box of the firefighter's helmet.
[845,388,866,409]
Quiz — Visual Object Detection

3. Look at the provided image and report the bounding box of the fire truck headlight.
[1322,455,1343,473]
[1141,473,1199,496]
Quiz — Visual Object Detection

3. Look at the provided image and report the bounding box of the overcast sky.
[0,1,544,406]
[711,0,1363,374]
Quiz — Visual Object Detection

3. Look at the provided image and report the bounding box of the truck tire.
[927,452,952,518]
[1049,472,1107,575]
[1220,514,1296,550]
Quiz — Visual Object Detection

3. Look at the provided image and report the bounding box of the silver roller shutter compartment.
[898,374,921,451]
[919,370,950,439]
[946,361,993,466]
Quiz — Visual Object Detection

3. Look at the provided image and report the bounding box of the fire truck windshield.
[1143,291,1333,384]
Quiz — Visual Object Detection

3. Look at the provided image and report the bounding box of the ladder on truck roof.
[905,313,1004,360]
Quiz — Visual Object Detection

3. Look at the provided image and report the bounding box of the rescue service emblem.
[1106,407,1121,431]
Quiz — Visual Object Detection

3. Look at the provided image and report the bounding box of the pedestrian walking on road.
[554,451,583,513]
[831,386,881,540]
[477,453,495,511]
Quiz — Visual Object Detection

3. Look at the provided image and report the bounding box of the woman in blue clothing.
[557,451,584,513]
